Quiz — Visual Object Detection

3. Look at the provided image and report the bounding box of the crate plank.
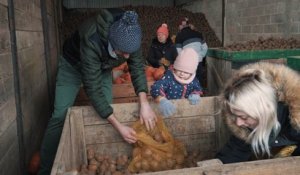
[74,82,154,105]
[143,156,300,175]
[51,109,87,174]
[82,96,216,125]
[52,110,72,174]
[84,116,215,144]
[69,109,87,169]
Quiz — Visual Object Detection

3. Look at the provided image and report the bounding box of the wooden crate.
[206,48,300,96]
[52,97,300,175]
[52,97,227,174]
[74,82,154,105]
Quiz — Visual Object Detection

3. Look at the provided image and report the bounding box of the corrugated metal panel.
[63,0,174,9]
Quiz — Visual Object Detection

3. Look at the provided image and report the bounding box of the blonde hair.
[224,69,280,156]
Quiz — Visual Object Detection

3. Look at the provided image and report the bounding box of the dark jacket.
[216,103,300,163]
[62,9,147,119]
[150,68,202,99]
[175,27,208,61]
[147,37,178,68]
[216,62,300,163]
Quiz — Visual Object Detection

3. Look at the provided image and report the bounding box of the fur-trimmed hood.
[222,62,300,142]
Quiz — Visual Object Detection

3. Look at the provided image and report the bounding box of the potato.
[89,158,98,166]
[141,159,150,171]
[109,163,116,173]
[142,148,152,159]
[174,154,185,165]
[152,153,162,162]
[112,171,123,175]
[149,160,159,171]
[132,147,141,157]
[88,164,97,171]
[95,154,104,162]
[87,149,95,160]
[166,158,176,169]
[153,133,164,143]
[134,161,142,170]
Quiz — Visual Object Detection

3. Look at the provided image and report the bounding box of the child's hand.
[160,57,170,66]
[188,94,201,105]
[159,98,176,117]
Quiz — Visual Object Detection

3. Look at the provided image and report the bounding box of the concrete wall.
[63,0,174,8]
[224,0,300,45]
[0,0,59,174]
[0,1,19,174]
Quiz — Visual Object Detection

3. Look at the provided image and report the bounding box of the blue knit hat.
[108,11,142,54]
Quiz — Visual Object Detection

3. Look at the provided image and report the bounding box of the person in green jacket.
[38,9,157,175]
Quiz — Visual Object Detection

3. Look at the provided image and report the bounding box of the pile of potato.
[71,148,210,175]
[223,37,300,51]
[79,149,130,175]
[127,120,187,174]
[129,147,185,173]
[62,6,222,58]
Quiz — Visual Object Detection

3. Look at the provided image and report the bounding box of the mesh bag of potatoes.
[128,116,187,173]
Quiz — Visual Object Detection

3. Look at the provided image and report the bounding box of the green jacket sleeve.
[80,27,113,119]
[127,48,148,95]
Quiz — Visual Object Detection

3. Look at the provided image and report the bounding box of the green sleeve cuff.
[95,105,113,119]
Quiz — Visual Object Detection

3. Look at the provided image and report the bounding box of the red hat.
[157,23,169,37]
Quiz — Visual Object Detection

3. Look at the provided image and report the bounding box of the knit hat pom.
[157,23,169,37]
[121,11,138,25]
[161,23,168,28]
[108,11,142,54]
[173,48,199,84]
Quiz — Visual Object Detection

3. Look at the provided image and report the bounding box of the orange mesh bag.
[128,116,187,173]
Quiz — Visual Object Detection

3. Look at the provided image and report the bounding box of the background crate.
[206,48,300,96]
[74,82,154,105]
[287,55,300,72]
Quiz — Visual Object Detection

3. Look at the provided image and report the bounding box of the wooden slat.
[84,115,215,144]
[143,156,300,175]
[51,109,71,175]
[74,84,153,105]
[113,96,153,104]
[176,133,217,154]
[69,108,87,170]
[0,98,16,137]
[113,82,153,98]
[0,137,20,175]
[82,96,216,125]
[51,108,87,174]
[213,96,230,150]
[165,116,215,136]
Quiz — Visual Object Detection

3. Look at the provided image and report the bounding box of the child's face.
[157,33,167,43]
[114,50,130,59]
[174,69,192,80]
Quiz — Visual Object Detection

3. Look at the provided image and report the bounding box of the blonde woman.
[216,62,300,163]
